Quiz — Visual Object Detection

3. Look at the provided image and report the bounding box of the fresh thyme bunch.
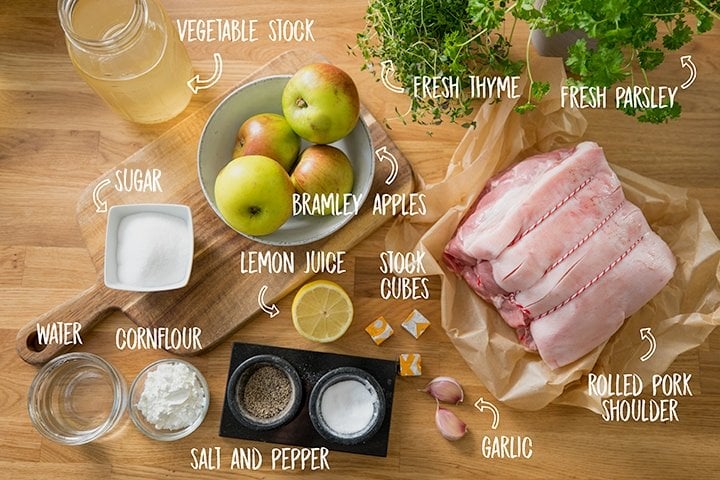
[355,0,526,127]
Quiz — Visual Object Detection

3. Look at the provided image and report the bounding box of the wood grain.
[14,49,414,365]
[1,0,719,479]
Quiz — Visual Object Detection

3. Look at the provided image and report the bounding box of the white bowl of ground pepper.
[226,354,303,431]
[128,359,209,441]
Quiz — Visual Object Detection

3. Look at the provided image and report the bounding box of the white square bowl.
[104,204,194,292]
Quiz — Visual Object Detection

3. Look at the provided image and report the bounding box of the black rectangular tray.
[219,342,398,457]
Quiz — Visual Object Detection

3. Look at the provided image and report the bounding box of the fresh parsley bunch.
[530,0,718,123]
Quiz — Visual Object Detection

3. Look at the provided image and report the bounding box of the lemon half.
[291,280,354,343]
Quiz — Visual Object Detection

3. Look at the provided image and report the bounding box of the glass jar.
[57,0,194,124]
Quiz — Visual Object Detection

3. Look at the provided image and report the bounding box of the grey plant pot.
[530,29,592,59]
[530,0,595,59]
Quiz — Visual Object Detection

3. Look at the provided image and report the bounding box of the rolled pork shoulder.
[443,142,676,369]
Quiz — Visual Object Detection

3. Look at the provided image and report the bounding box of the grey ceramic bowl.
[309,367,385,445]
[226,354,303,431]
[197,75,374,246]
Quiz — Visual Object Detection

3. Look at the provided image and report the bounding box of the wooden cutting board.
[16,50,414,365]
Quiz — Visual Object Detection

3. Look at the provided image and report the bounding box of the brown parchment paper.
[386,56,720,411]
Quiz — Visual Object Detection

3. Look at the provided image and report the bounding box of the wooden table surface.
[1,1,719,479]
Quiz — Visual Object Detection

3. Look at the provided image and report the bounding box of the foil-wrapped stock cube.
[401,309,431,339]
[365,316,394,345]
[399,353,422,376]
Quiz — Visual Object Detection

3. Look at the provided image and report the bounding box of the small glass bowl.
[128,359,209,441]
[28,352,128,445]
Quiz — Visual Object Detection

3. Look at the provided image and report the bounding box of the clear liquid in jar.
[67,0,193,124]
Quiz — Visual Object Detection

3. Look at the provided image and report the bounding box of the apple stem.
[295,97,308,109]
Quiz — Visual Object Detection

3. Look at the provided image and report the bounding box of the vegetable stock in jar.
[58,0,194,124]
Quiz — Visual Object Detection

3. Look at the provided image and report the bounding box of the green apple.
[214,155,294,236]
[233,113,300,172]
[282,63,360,144]
[291,145,354,215]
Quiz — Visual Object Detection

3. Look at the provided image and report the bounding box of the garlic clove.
[435,406,468,441]
[422,376,464,404]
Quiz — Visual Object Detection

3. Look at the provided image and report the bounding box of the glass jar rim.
[57,0,147,52]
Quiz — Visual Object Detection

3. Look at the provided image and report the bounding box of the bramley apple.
[281,63,360,144]
[232,113,300,172]
[291,145,354,216]
[214,155,294,236]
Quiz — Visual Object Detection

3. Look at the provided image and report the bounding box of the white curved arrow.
[640,327,657,362]
[93,178,112,213]
[258,285,279,318]
[380,60,404,94]
[680,55,696,90]
[474,397,500,430]
[374,146,399,185]
[188,53,223,94]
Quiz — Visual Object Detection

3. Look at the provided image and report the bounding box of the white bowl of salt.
[104,204,194,292]
[309,367,386,445]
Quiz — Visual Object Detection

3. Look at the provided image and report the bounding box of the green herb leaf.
[566,38,589,77]
[696,12,714,33]
[637,103,683,123]
[531,81,551,101]
[585,45,628,87]
[620,102,682,124]
[601,0,626,23]
[638,48,664,71]
[663,19,693,50]
[514,102,537,113]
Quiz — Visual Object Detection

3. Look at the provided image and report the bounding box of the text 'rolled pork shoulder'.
[443,142,676,369]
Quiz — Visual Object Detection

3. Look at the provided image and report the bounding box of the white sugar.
[320,379,378,436]
[116,212,191,287]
